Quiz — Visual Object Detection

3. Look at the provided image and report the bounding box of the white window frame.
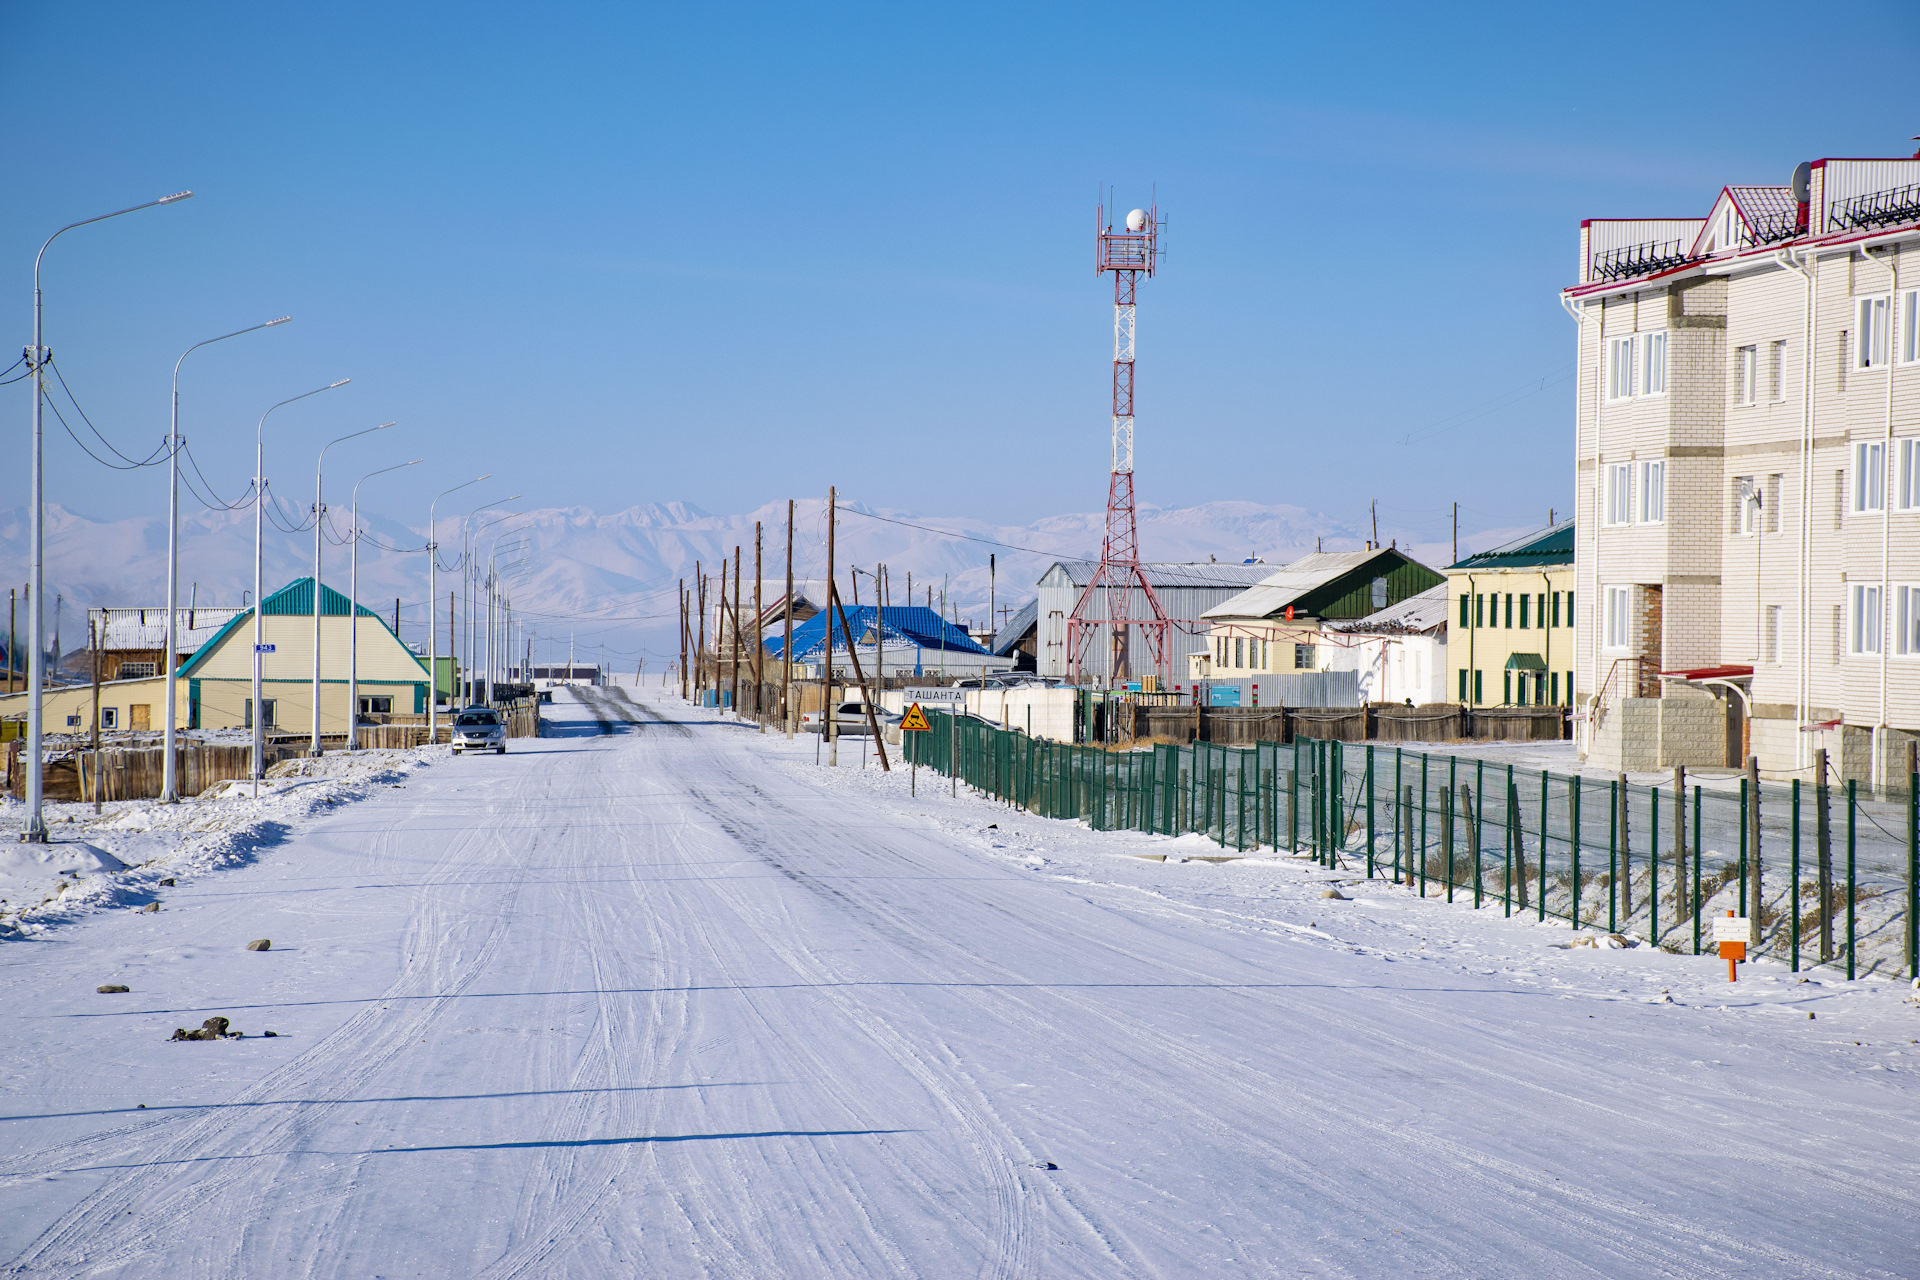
[1640,330,1667,397]
[1899,439,1920,512]
[1901,289,1919,365]
[1606,336,1637,402]
[1605,462,1634,526]
[1897,586,1920,657]
[1637,459,1665,524]
[1735,475,1760,536]
[1764,604,1782,664]
[1734,344,1757,406]
[1849,582,1884,655]
[1854,440,1886,514]
[1768,339,1788,402]
[1858,294,1890,370]
[1602,586,1633,652]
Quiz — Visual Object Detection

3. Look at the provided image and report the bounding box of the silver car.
[451,707,506,754]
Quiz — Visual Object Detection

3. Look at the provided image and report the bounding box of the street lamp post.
[460,503,521,703]
[348,458,421,750]
[21,190,193,842]
[252,380,350,796]
[310,422,394,756]
[486,534,530,702]
[161,316,291,803]
[426,476,490,743]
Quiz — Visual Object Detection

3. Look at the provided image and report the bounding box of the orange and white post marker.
[1713,909,1750,981]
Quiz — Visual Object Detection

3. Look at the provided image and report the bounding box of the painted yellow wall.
[1444,564,1578,705]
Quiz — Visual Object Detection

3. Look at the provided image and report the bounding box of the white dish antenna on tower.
[1125,208,1148,232]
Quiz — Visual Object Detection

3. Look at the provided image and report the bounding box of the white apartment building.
[1568,152,1920,788]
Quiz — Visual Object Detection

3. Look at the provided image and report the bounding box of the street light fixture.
[161,315,291,803]
[310,422,395,756]
[426,475,491,743]
[21,190,194,842]
[251,379,350,795]
[347,458,422,750]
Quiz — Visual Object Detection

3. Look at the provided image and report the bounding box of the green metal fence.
[903,714,1920,980]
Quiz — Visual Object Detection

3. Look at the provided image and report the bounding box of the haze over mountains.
[0,499,1524,665]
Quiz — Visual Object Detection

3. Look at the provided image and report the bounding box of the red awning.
[1658,665,1753,681]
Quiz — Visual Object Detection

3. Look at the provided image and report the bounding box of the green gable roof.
[1449,522,1574,571]
[176,578,414,679]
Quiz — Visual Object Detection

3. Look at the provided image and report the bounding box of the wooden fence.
[1130,702,1566,746]
[4,698,542,802]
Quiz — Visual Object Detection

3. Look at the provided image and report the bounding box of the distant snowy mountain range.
[0,499,1528,664]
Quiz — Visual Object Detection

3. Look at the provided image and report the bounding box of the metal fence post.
[1692,785,1703,955]
[1442,783,1455,904]
[1908,740,1917,979]
[1365,745,1375,879]
[1608,777,1619,934]
[1649,786,1660,946]
[1466,785,1481,908]
[1791,778,1802,973]
[1747,755,1762,952]
[1846,778,1857,981]
[1552,772,1566,924]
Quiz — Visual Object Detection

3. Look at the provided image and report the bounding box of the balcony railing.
[1828,182,1920,233]
[1589,238,1695,283]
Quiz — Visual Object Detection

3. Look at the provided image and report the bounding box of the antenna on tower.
[1067,192,1175,688]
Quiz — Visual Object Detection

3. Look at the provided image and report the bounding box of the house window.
[1901,440,1920,511]
[1766,474,1783,532]
[1734,345,1758,406]
[1458,594,1470,628]
[1858,295,1890,369]
[1849,583,1884,655]
[1902,290,1919,365]
[1765,605,1782,664]
[1293,644,1316,670]
[1371,576,1387,609]
[1734,476,1760,535]
[1551,592,1562,627]
[1854,441,1886,513]
[1550,671,1560,704]
[1603,586,1633,652]
[117,662,156,679]
[1638,460,1665,524]
[1641,331,1667,396]
[1768,339,1788,401]
[1503,671,1512,705]
[358,695,393,715]
[1606,336,1637,401]
[1472,670,1483,704]
[244,698,277,729]
[1898,587,1920,656]
[1519,594,1531,630]
[1605,462,1634,525]
[100,707,118,729]
[1458,669,1469,702]
[1474,594,1484,628]
[1234,637,1245,669]
[1216,637,1226,668]
[1567,591,1575,625]
[1503,594,1513,628]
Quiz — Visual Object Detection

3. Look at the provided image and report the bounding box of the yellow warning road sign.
[900,702,931,731]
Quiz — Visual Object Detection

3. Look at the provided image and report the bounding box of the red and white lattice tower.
[1067,201,1174,686]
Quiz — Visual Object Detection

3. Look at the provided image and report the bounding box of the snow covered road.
[3,686,1917,1278]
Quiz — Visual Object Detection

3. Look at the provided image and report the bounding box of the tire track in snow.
[3,759,548,1277]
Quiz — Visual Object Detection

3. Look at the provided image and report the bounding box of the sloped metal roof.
[1326,583,1449,634]
[767,604,989,661]
[1448,522,1574,570]
[991,598,1037,656]
[1041,560,1277,590]
[1199,551,1388,620]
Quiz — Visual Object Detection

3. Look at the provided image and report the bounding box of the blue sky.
[6,1,1920,554]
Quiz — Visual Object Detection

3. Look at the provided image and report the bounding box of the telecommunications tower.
[1067,200,1174,686]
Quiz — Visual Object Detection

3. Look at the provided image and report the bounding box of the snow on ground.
[1,686,1917,1278]
[0,746,440,942]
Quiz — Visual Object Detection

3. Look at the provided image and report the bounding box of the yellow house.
[1444,523,1577,707]
[0,578,431,735]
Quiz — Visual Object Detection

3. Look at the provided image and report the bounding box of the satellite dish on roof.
[1126,208,1148,232]
[1790,161,1811,204]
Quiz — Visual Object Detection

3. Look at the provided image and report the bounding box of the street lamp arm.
[35,192,194,284]
[173,316,292,383]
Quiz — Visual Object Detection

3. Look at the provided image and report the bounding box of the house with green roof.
[1445,522,1575,707]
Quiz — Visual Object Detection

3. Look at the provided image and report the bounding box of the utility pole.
[678,578,688,700]
[827,488,838,767]
[7,588,14,694]
[753,521,764,730]
[90,617,101,814]
[1370,499,1378,550]
[989,554,996,647]
[783,500,794,737]
[1452,502,1459,565]
[694,561,705,700]
[731,547,742,716]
